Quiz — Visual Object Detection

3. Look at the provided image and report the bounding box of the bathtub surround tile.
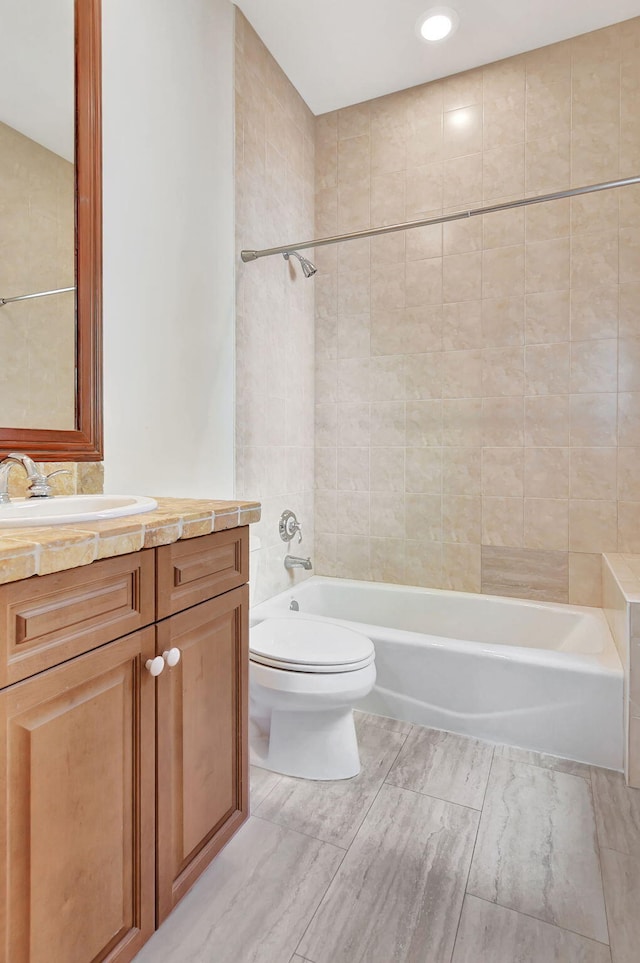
[467,757,608,942]
[254,719,407,849]
[481,546,569,603]
[451,896,612,963]
[133,817,343,963]
[387,727,494,809]
[591,767,640,855]
[298,784,479,963]
[600,847,640,963]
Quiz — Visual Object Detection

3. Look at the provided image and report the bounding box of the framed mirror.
[0,0,102,460]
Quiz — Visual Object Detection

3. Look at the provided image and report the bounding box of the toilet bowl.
[249,617,376,780]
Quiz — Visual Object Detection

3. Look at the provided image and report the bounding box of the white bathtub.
[250,576,623,770]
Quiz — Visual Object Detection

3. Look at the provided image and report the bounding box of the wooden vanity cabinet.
[0,526,250,963]
[0,628,157,963]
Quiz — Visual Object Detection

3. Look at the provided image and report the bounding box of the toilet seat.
[250,618,375,674]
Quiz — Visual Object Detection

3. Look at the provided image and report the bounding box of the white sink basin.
[0,494,158,528]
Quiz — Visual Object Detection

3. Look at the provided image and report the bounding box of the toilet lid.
[250,618,375,673]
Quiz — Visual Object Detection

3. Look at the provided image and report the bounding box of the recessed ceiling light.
[416,7,460,43]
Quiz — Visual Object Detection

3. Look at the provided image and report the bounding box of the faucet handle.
[279,509,303,544]
[29,468,71,498]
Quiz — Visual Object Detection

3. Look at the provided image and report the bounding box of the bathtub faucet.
[284,554,313,571]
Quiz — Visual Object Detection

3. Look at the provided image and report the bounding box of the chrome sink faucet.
[0,453,69,503]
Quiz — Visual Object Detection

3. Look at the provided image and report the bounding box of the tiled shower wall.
[313,18,640,605]
[235,12,316,604]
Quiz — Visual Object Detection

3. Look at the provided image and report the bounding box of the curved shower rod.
[241,174,640,263]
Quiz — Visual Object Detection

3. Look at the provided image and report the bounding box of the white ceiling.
[0,0,74,161]
[235,0,640,115]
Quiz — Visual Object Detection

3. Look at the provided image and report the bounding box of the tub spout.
[285,554,313,571]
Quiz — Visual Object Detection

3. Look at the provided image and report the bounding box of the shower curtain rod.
[0,286,75,307]
[241,174,640,263]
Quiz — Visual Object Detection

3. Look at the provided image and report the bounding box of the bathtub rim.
[250,575,622,679]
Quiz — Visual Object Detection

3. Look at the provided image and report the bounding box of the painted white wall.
[102,0,235,498]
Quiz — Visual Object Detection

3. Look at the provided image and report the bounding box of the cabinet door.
[156,585,249,922]
[0,628,156,963]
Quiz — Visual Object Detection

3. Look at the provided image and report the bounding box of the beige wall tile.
[336,534,370,579]
[618,448,640,501]
[441,349,482,398]
[525,237,570,294]
[442,253,482,303]
[570,339,618,394]
[570,285,618,341]
[442,301,483,350]
[405,447,442,493]
[483,207,525,250]
[442,495,481,543]
[482,397,524,446]
[482,245,525,299]
[570,393,617,447]
[524,291,570,344]
[618,501,640,553]
[482,448,524,496]
[370,492,405,538]
[569,499,618,552]
[312,17,635,611]
[407,400,443,446]
[525,198,570,243]
[525,343,570,395]
[570,448,617,500]
[370,447,404,492]
[443,105,483,158]
[524,497,569,550]
[525,395,570,446]
[405,539,443,588]
[524,447,570,497]
[481,347,525,397]
[568,552,603,606]
[442,448,482,495]
[442,542,481,592]
[482,297,525,347]
[370,537,406,584]
[482,496,524,547]
[405,493,442,541]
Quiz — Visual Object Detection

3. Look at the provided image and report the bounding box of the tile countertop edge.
[604,553,640,604]
[0,497,261,586]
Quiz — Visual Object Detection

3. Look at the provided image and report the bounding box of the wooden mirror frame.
[0,0,103,461]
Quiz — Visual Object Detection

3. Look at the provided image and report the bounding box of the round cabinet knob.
[145,656,165,677]
[163,647,181,668]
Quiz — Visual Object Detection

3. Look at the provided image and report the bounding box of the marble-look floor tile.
[601,847,640,963]
[255,720,407,848]
[354,708,413,735]
[250,765,281,811]
[451,895,611,963]
[591,767,640,854]
[386,726,494,809]
[298,784,479,963]
[495,743,591,779]
[467,757,608,943]
[133,817,343,963]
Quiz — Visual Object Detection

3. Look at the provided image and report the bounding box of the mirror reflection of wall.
[0,0,75,431]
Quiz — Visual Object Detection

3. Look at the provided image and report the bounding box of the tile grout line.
[447,744,495,963]
[291,720,413,960]
[588,767,614,951]
[468,891,613,951]
[382,777,486,813]
[251,813,349,851]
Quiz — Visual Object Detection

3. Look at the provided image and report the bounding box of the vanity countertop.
[0,496,261,585]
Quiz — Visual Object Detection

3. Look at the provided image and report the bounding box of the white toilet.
[250,617,376,780]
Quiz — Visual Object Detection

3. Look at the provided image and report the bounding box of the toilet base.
[265,707,360,780]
